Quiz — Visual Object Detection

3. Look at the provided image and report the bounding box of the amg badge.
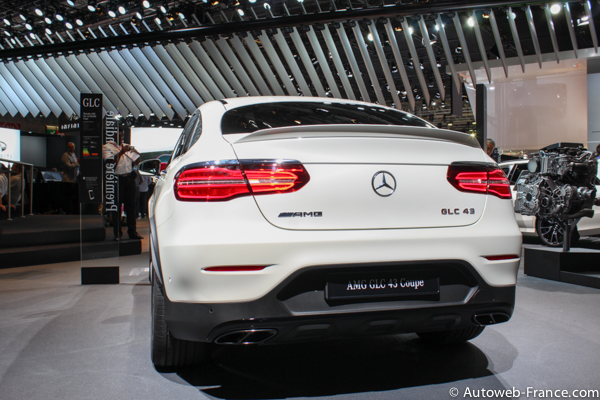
[278,211,323,218]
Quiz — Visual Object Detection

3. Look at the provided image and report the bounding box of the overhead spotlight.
[45,17,52,24]
[67,0,76,6]
[29,32,36,38]
[25,23,33,30]
[249,0,256,3]
[178,12,185,20]
[45,28,52,35]
[3,18,10,26]
[264,2,271,10]
[56,13,64,22]
[19,14,26,21]
[467,17,475,27]
[160,5,167,13]
[408,26,414,34]
[298,0,304,2]
[577,16,590,26]
[135,12,143,20]
[550,3,561,14]
[35,8,44,16]
[88,4,97,12]
[237,9,244,16]
[367,33,373,41]
[65,21,73,29]
[76,18,84,26]
[154,17,161,25]
[119,6,127,15]
[143,1,151,8]
[108,9,117,18]
[4,30,10,37]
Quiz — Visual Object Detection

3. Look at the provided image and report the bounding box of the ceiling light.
[29,32,36,38]
[25,23,33,30]
[35,8,44,16]
[56,13,64,21]
[45,28,52,35]
[88,5,97,12]
[67,0,75,6]
[143,1,151,8]
[45,17,52,24]
[136,12,143,20]
[19,14,26,21]
[65,21,73,29]
[467,17,475,27]
[160,6,167,13]
[550,4,561,14]
[119,6,127,15]
[367,33,373,41]
[408,26,414,35]
[237,9,244,16]
[3,18,10,26]
[108,10,117,18]
[178,12,185,20]
[154,17,161,25]
[76,18,84,26]
[249,0,256,3]
[4,31,10,37]
[264,2,271,10]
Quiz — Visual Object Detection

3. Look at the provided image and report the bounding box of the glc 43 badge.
[441,208,475,215]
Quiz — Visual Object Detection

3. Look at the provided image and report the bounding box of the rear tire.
[151,269,210,369]
[417,326,485,345]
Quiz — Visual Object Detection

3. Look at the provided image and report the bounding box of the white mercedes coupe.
[148,97,522,368]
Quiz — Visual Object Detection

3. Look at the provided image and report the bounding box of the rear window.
[221,101,434,134]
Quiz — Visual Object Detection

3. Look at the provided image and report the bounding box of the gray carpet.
[1,241,599,400]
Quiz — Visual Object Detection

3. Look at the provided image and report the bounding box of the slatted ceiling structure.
[0,1,599,126]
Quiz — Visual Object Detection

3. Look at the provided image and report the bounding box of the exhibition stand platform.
[523,244,600,289]
[0,215,141,269]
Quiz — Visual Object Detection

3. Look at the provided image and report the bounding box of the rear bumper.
[163,260,516,344]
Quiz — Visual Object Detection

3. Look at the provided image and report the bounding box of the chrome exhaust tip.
[214,329,278,345]
[473,313,510,326]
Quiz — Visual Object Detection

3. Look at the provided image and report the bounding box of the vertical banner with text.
[79,93,103,205]
[104,112,119,216]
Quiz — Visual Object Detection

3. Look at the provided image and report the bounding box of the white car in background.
[147,97,522,368]
[499,159,600,246]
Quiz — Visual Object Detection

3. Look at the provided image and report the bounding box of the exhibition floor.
[1,228,599,400]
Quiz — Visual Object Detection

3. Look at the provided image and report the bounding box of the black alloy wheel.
[536,217,580,248]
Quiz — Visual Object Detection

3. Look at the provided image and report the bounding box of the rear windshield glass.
[221,101,434,134]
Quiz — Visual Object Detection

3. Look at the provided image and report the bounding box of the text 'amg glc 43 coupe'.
[148,97,522,368]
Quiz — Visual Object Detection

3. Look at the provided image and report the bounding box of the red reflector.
[447,164,511,199]
[484,255,520,261]
[174,160,310,202]
[204,266,267,272]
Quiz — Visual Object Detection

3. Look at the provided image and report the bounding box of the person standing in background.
[102,129,143,241]
[486,139,500,162]
[61,142,80,183]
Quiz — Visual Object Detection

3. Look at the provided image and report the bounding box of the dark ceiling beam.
[0,0,552,60]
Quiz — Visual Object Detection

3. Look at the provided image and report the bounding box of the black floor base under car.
[162,260,516,344]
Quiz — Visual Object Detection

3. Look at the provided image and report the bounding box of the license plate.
[326,271,440,301]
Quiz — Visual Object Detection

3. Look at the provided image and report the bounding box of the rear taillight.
[174,160,310,201]
[447,164,511,199]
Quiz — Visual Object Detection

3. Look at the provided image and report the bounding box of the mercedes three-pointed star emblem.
[372,171,396,197]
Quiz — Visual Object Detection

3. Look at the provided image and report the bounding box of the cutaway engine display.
[514,143,597,219]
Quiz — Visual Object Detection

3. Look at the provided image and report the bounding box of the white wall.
[466,59,588,153]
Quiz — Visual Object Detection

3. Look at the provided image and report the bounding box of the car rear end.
[151,98,522,347]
